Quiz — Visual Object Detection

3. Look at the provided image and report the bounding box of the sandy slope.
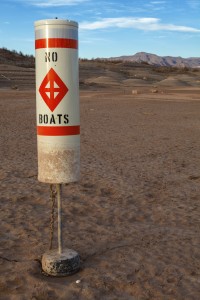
[0,85,200,299]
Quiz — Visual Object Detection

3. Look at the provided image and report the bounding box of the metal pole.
[56,184,63,254]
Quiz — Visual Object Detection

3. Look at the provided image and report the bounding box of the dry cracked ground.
[0,61,200,299]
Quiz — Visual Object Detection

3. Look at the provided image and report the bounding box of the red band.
[35,38,78,49]
[37,125,80,136]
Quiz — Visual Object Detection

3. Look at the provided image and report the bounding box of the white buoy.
[35,19,80,276]
[35,19,80,184]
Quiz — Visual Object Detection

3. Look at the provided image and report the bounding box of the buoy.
[35,18,80,184]
[35,19,80,276]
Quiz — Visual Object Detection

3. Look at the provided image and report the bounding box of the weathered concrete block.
[42,248,80,276]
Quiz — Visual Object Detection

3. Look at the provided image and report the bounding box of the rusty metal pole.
[56,184,63,255]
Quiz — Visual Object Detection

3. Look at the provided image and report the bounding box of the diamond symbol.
[39,68,68,112]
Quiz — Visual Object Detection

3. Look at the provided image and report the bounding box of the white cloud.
[23,0,89,7]
[80,17,200,33]
[80,18,157,30]
[81,37,108,44]
[150,1,166,4]
[145,1,166,11]
[186,0,200,9]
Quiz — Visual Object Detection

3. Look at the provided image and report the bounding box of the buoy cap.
[34,19,78,28]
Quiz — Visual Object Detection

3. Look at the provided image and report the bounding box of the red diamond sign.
[39,68,68,112]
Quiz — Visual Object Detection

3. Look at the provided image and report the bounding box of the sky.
[0,0,200,59]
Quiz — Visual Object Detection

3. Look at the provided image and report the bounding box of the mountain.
[109,52,200,68]
[1,47,200,69]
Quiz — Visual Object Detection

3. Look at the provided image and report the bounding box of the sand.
[157,77,191,87]
[85,76,120,86]
[1,69,200,299]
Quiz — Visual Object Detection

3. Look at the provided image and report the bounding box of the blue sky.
[0,0,200,58]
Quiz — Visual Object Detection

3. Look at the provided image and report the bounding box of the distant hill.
[109,52,200,68]
[0,48,34,68]
[0,54,199,90]
[1,47,199,69]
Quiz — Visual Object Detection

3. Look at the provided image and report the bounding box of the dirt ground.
[0,85,200,299]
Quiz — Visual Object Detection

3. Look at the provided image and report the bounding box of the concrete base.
[42,249,80,276]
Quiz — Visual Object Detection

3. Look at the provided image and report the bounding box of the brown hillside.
[0,49,199,91]
[0,47,34,68]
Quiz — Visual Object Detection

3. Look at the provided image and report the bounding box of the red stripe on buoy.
[35,38,78,49]
[37,125,80,136]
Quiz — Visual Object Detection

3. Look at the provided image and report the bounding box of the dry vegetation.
[0,48,34,68]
